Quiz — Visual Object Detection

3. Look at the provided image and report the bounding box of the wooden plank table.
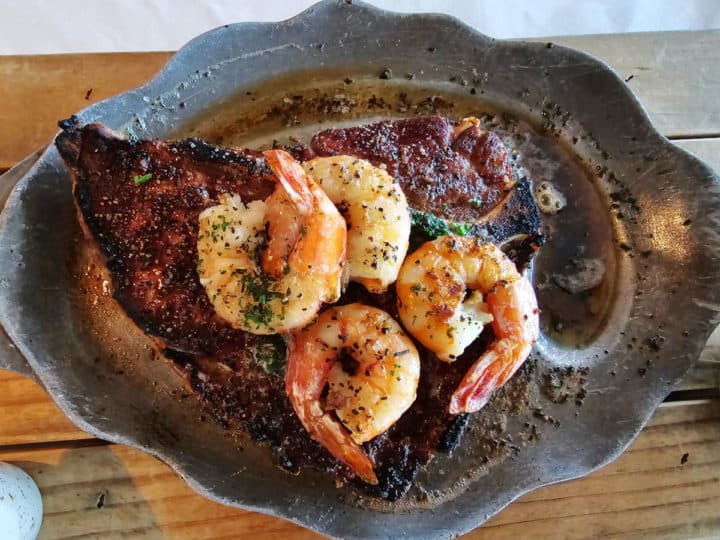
[1,30,719,539]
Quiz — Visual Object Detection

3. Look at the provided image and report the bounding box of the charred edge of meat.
[56,118,272,176]
[502,232,545,271]
[362,445,421,501]
[55,117,84,167]
[437,413,471,453]
[484,178,543,246]
[58,115,81,131]
[162,347,207,393]
[56,120,128,169]
[163,347,200,369]
[172,138,272,174]
[406,180,543,262]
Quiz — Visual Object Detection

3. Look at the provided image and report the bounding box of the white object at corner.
[0,0,719,55]
[0,463,42,540]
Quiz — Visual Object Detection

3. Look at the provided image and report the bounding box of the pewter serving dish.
[1,2,719,538]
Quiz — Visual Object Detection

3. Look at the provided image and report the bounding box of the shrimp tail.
[285,334,379,485]
[286,389,379,485]
[307,414,379,485]
[449,277,538,415]
[263,149,313,210]
[448,339,531,414]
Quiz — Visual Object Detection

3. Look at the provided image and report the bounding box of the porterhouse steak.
[55,115,541,499]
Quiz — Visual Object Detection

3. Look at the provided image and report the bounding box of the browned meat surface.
[310,115,513,222]
[55,115,541,500]
[56,118,274,358]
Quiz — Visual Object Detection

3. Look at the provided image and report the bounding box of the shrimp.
[302,156,411,293]
[285,304,421,484]
[396,236,539,414]
[196,149,346,334]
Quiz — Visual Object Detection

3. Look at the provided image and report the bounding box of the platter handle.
[0,148,46,383]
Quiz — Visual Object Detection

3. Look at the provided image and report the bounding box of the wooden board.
[0,400,715,540]
[0,372,91,446]
[674,139,720,172]
[1,30,719,169]
[0,52,171,169]
[533,31,720,138]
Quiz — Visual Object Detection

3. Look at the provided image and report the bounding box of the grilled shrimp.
[302,156,411,293]
[196,150,346,334]
[286,304,421,484]
[396,236,539,414]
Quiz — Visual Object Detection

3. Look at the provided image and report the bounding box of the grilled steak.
[309,115,512,222]
[307,116,542,261]
[55,114,542,500]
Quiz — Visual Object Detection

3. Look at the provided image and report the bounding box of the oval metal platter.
[1,1,719,538]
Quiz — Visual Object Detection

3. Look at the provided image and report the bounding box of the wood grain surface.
[0,372,92,446]
[530,31,720,138]
[0,28,718,540]
[0,52,171,169]
[0,400,716,539]
[1,30,720,169]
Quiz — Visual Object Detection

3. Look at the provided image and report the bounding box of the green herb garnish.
[409,209,473,243]
[410,209,452,239]
[244,305,274,328]
[208,217,232,242]
[240,272,282,329]
[253,335,287,376]
[133,173,153,185]
[449,223,473,236]
[212,217,232,232]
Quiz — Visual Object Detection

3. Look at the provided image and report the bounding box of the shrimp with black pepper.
[302,156,410,293]
[196,149,347,334]
[396,236,539,414]
[285,304,420,484]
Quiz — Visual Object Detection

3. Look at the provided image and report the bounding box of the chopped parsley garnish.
[449,223,473,236]
[208,217,232,242]
[410,209,452,239]
[253,335,287,376]
[240,272,282,329]
[244,305,274,327]
[212,217,232,232]
[133,172,153,185]
[410,283,423,295]
[409,208,473,247]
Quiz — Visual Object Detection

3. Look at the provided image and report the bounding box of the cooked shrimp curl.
[396,236,539,414]
[302,156,411,293]
[286,304,421,484]
[196,150,346,334]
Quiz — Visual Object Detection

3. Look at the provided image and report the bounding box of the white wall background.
[1,0,719,55]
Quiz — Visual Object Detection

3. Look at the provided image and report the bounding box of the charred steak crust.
[310,116,544,270]
[56,117,274,356]
[55,115,542,500]
[310,115,513,222]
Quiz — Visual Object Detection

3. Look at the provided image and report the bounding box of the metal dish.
[1,1,719,538]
